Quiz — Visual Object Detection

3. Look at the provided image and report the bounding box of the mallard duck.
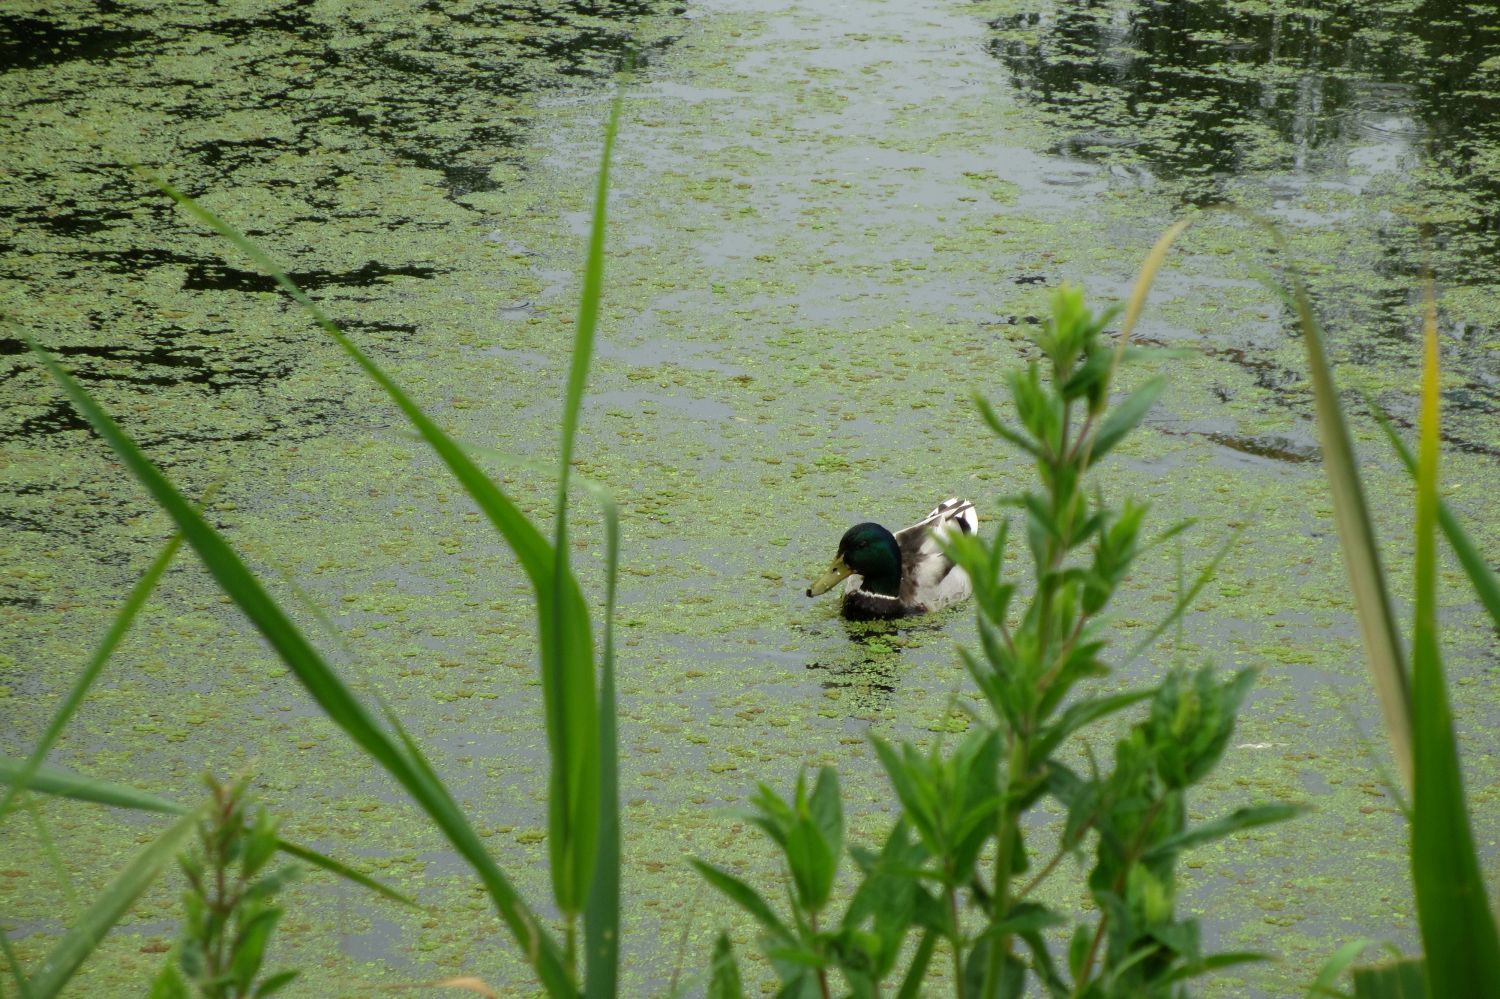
[806,498,978,620]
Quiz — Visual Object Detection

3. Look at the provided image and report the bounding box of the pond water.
[2,0,1497,995]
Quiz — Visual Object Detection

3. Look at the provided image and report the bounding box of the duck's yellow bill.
[807,556,852,597]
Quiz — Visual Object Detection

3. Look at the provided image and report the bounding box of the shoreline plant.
[149,776,301,999]
[694,284,1301,998]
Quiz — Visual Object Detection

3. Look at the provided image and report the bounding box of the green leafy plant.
[697,282,1301,997]
[148,776,301,999]
[1063,214,1500,997]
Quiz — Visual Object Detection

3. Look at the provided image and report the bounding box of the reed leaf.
[25,344,575,997]
[138,151,605,943]
[0,758,185,815]
[1271,260,1413,788]
[1,930,35,999]
[0,532,182,825]
[272,839,418,909]
[550,90,621,925]
[1308,939,1382,998]
[1408,297,1500,994]
[583,478,621,998]
[24,809,199,999]
[0,758,415,908]
[1363,396,1500,630]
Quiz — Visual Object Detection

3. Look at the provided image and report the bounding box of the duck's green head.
[806,522,902,598]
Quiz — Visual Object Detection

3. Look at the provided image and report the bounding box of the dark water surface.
[3,0,1497,995]
[991,0,1500,453]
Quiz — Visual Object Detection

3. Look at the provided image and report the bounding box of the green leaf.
[1088,375,1164,465]
[784,815,836,913]
[1365,396,1500,634]
[240,865,300,904]
[1270,267,1412,785]
[229,906,282,989]
[27,810,199,999]
[1409,300,1500,995]
[845,857,921,978]
[869,738,935,849]
[1351,958,1426,999]
[976,392,1040,457]
[546,88,622,924]
[985,901,1065,938]
[0,532,183,825]
[146,958,190,999]
[1142,803,1304,863]
[707,934,744,999]
[1,930,36,999]
[894,930,936,999]
[1033,688,1155,761]
[690,860,793,941]
[584,435,623,999]
[253,969,301,998]
[1308,939,1380,998]
[272,837,417,909]
[0,758,186,815]
[1158,950,1269,984]
[26,344,573,997]
[808,768,844,870]
[242,813,281,879]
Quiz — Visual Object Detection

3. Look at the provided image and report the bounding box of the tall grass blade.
[1080,214,1195,475]
[1,918,37,999]
[138,151,604,943]
[0,758,185,815]
[0,758,413,906]
[0,533,183,825]
[1270,260,1413,787]
[273,839,419,909]
[1408,296,1500,994]
[1123,529,1239,667]
[1118,215,1197,346]
[1364,396,1500,630]
[551,89,622,926]
[1351,959,1425,998]
[584,465,622,995]
[25,345,575,997]
[573,87,621,996]
[23,798,78,918]
[132,170,590,688]
[24,809,198,999]
[1307,938,1379,998]
[135,165,572,565]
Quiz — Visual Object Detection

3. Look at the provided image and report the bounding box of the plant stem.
[1070,797,1167,996]
[982,727,1030,997]
[947,883,965,999]
[1014,839,1074,904]
[564,916,577,983]
[809,910,832,999]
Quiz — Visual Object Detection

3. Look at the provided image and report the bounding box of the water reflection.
[988,0,1499,447]
[987,1,1492,196]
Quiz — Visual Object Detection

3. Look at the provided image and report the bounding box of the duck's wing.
[895,498,977,609]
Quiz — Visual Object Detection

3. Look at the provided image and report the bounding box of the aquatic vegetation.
[2,22,1495,991]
